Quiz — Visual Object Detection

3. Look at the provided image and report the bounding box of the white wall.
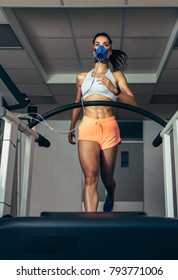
[143,120,165,216]
[29,121,82,216]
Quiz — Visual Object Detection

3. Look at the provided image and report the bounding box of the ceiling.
[0,0,178,122]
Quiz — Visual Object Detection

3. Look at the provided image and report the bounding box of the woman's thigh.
[100,145,118,181]
[78,140,100,176]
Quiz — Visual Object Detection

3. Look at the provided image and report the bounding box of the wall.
[95,142,144,212]
[143,120,165,216]
[29,120,82,216]
[22,119,166,216]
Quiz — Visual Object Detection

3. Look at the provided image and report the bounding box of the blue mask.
[94,45,108,63]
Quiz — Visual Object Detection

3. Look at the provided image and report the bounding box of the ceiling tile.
[124,8,177,37]
[48,84,76,96]
[16,84,52,96]
[63,0,125,6]
[129,84,155,95]
[127,58,160,73]
[0,1,60,6]
[123,38,167,58]
[76,38,98,59]
[166,50,178,68]
[69,8,123,37]
[128,0,178,6]
[135,95,151,104]
[150,94,178,103]
[154,83,178,95]
[30,38,77,59]
[14,8,72,37]
[41,58,81,74]
[6,68,44,83]
[159,69,178,83]
[0,50,35,68]
[80,59,95,72]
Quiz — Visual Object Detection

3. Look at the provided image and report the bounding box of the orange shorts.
[78,116,121,150]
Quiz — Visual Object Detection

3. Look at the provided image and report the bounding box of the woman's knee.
[101,176,115,187]
[84,172,99,187]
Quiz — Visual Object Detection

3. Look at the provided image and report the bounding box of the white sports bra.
[81,68,118,102]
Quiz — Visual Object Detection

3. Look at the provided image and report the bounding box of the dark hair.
[92,32,112,45]
[92,32,128,72]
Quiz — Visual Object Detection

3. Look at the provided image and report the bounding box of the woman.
[68,32,137,212]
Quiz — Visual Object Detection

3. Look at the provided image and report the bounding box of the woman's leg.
[78,140,100,212]
[100,145,118,211]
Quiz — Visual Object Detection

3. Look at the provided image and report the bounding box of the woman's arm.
[98,70,137,106]
[68,72,85,144]
[114,71,137,106]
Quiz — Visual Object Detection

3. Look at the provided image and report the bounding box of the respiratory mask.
[93,45,108,63]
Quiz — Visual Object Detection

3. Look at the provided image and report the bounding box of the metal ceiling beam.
[2,8,48,82]
[156,13,178,81]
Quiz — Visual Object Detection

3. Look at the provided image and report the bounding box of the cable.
[27,61,102,135]
[16,112,81,135]
[69,60,102,134]
[15,60,102,136]
[81,60,101,99]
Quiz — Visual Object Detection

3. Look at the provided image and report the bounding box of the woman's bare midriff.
[83,94,115,119]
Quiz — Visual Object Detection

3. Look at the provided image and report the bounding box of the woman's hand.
[68,130,76,144]
[98,75,118,95]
